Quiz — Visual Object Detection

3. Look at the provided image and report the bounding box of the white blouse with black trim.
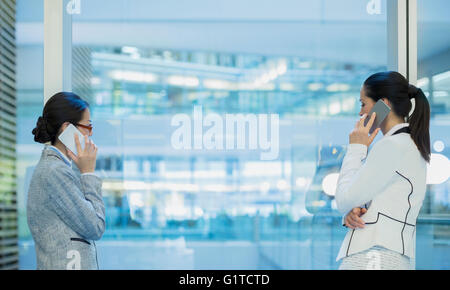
[335,123,427,262]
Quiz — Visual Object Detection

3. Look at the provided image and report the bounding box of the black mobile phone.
[363,99,391,134]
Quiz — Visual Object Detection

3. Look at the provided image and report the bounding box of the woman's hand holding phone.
[349,113,381,147]
[67,133,98,174]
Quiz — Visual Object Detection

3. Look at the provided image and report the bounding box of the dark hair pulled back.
[32,92,89,144]
[363,71,431,162]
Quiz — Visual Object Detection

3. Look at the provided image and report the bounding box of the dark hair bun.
[32,116,53,143]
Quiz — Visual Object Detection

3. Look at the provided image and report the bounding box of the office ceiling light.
[342,98,356,111]
[298,61,311,69]
[277,61,288,75]
[203,184,234,192]
[329,102,341,115]
[280,83,295,91]
[426,153,450,185]
[322,173,340,196]
[239,82,275,91]
[239,184,260,192]
[260,182,271,193]
[109,70,157,83]
[121,46,139,54]
[167,75,199,87]
[252,60,288,87]
[194,170,227,178]
[128,193,145,207]
[296,177,308,187]
[432,70,450,83]
[194,207,204,217]
[308,83,324,91]
[90,77,101,85]
[326,83,350,92]
[268,69,278,80]
[433,140,445,153]
[123,181,149,190]
[434,91,449,98]
[312,200,326,207]
[121,46,140,59]
[203,79,234,90]
[277,179,289,191]
[261,73,271,84]
[417,77,429,88]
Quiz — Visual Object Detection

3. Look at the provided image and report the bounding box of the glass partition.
[68,0,389,270]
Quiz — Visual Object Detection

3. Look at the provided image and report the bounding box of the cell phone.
[58,123,85,156]
[364,99,391,134]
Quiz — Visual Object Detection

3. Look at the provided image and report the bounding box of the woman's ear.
[58,122,70,135]
[382,98,391,108]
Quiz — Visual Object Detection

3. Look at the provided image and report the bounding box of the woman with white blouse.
[335,71,430,270]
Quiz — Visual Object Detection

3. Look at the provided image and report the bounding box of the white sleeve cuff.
[81,172,99,178]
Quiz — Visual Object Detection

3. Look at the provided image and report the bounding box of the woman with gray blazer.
[27,92,105,270]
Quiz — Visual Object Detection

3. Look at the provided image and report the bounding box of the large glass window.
[69,0,388,270]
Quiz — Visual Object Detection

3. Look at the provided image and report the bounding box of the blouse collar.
[384,123,409,138]
[48,145,72,167]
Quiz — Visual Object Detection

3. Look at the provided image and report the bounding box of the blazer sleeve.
[335,139,401,215]
[46,166,106,240]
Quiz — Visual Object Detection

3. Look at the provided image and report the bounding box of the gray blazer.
[27,145,105,270]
